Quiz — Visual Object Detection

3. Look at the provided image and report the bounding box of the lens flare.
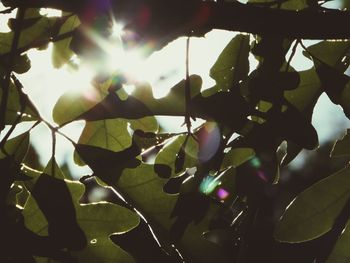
[199,176,220,195]
[249,156,261,168]
[198,122,221,163]
[256,170,268,182]
[217,188,230,200]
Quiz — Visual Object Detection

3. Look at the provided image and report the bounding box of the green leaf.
[332,129,350,157]
[115,163,229,263]
[154,135,199,178]
[80,75,202,122]
[0,81,39,124]
[73,116,158,165]
[284,69,322,113]
[23,160,139,262]
[210,34,250,91]
[0,15,56,55]
[306,40,350,71]
[78,119,131,150]
[221,147,255,170]
[0,131,30,162]
[275,165,350,243]
[52,79,111,125]
[52,15,81,68]
[43,157,66,179]
[129,116,159,133]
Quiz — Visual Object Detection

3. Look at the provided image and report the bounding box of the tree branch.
[202,1,350,39]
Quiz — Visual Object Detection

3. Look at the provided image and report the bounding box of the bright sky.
[0,5,349,174]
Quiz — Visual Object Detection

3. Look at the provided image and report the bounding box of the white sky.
[0,5,349,174]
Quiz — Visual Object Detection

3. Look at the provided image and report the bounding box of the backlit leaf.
[0,81,39,124]
[210,34,250,91]
[154,135,198,178]
[332,129,350,158]
[275,165,350,242]
[74,119,132,165]
[52,14,81,68]
[23,160,139,262]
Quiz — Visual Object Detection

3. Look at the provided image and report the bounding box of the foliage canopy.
[1,0,350,262]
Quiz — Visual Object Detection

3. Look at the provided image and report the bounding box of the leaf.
[275,165,350,243]
[75,141,141,185]
[12,54,31,74]
[74,119,132,165]
[0,81,39,124]
[316,64,350,118]
[0,132,29,205]
[0,131,30,162]
[111,220,180,263]
[52,15,81,68]
[282,68,322,164]
[306,40,350,118]
[154,135,198,178]
[306,40,350,71]
[221,147,255,170]
[79,76,202,122]
[129,116,159,133]
[115,163,230,263]
[23,160,139,262]
[0,15,56,55]
[332,129,350,158]
[43,157,66,179]
[210,34,250,91]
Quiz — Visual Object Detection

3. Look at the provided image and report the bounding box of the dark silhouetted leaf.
[31,173,87,250]
[163,172,191,195]
[282,68,322,164]
[326,224,350,263]
[75,139,141,184]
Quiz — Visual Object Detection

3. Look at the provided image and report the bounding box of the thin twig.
[184,36,192,134]
[285,39,299,72]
